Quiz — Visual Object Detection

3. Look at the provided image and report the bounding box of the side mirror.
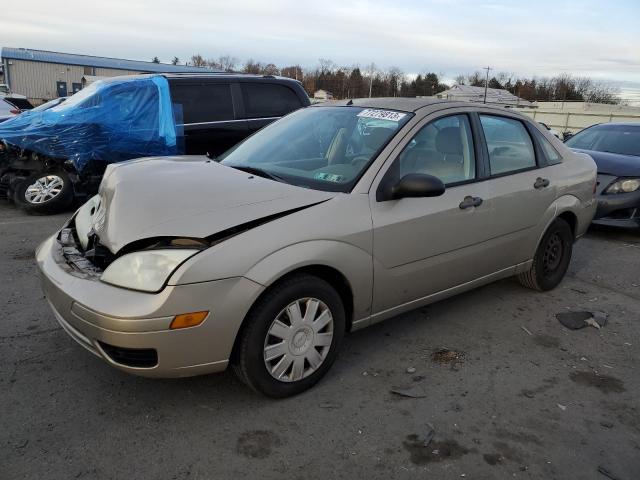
[390,173,445,200]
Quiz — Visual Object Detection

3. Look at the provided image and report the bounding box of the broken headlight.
[100,249,199,293]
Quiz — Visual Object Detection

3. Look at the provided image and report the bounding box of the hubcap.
[263,298,334,382]
[542,233,563,275]
[24,175,64,204]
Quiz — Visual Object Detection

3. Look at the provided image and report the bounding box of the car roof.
[312,97,532,115]
[590,122,640,129]
[102,72,304,86]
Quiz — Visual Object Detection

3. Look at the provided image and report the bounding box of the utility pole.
[483,66,491,104]
[368,63,375,98]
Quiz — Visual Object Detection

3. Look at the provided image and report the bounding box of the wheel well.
[557,211,577,239]
[229,265,355,364]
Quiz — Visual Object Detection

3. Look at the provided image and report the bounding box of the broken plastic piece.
[556,310,608,330]
[391,386,427,398]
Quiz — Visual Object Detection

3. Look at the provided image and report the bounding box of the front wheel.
[518,217,573,291]
[233,273,345,398]
[14,171,74,214]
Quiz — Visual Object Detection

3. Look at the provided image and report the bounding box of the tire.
[14,171,74,215]
[518,218,573,291]
[233,273,345,398]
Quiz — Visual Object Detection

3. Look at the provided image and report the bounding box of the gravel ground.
[1,202,639,480]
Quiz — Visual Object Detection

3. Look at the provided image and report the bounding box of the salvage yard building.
[1,47,215,104]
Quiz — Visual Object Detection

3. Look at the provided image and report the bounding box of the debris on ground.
[556,311,608,330]
[600,421,614,429]
[521,326,533,336]
[557,403,567,411]
[406,367,416,374]
[391,386,427,398]
[421,424,435,447]
[598,464,625,480]
[318,402,342,409]
[432,349,464,364]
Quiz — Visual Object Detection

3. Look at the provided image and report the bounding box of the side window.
[170,83,234,124]
[397,114,476,185]
[242,83,302,118]
[480,115,536,175]
[533,129,562,165]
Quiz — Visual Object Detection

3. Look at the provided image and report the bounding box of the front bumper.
[594,176,640,228]
[36,235,264,378]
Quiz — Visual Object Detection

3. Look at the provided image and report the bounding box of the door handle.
[459,196,483,209]
[534,177,550,189]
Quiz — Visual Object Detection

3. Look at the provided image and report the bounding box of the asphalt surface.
[1,202,639,480]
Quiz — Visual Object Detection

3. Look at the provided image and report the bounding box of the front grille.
[58,227,103,274]
[57,223,115,274]
[98,342,158,368]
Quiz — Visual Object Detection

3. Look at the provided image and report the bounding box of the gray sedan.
[37,98,597,397]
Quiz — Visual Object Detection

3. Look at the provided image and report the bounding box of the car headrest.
[364,127,392,151]
[435,127,463,155]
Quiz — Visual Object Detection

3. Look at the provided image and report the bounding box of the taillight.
[9,109,21,114]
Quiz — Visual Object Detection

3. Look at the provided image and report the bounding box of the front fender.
[244,240,373,323]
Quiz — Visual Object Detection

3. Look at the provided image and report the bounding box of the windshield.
[566,125,640,157]
[219,106,412,192]
[31,97,65,112]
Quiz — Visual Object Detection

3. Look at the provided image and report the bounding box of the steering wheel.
[350,156,369,169]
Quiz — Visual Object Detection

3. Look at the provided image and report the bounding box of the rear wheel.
[518,218,573,291]
[233,273,345,398]
[14,171,74,214]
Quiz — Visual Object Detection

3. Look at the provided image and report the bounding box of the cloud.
[2,0,639,83]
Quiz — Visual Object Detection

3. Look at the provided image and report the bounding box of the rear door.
[239,81,306,133]
[170,80,247,157]
[477,113,558,268]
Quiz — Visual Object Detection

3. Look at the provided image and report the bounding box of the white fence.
[520,108,640,134]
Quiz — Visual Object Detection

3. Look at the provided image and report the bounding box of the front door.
[56,81,68,97]
[370,112,496,315]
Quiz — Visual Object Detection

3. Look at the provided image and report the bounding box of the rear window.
[533,129,562,165]
[171,83,234,124]
[242,83,302,118]
[480,115,536,175]
[5,98,34,110]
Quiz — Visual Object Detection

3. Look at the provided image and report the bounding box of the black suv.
[169,74,310,158]
[0,74,310,213]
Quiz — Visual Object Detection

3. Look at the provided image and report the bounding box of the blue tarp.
[0,75,183,171]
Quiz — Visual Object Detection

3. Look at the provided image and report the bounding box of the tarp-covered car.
[0,73,310,213]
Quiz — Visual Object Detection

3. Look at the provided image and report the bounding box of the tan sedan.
[37,98,597,397]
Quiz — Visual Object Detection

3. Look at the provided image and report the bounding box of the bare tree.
[243,59,263,74]
[261,63,280,76]
[151,56,160,64]
[190,54,207,67]
[171,56,179,65]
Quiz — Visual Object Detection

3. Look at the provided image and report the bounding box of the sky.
[2,0,640,92]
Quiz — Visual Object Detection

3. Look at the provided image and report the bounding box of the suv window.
[397,114,476,185]
[242,83,302,118]
[480,115,536,175]
[171,83,234,124]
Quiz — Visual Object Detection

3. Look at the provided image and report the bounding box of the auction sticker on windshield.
[357,109,407,122]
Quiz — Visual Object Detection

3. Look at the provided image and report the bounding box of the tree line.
[155,55,619,104]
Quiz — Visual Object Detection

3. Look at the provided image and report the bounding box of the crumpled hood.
[573,148,640,177]
[92,156,335,253]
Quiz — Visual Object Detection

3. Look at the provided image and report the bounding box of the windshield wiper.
[229,165,288,183]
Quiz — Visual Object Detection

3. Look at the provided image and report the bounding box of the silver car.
[37,98,597,397]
